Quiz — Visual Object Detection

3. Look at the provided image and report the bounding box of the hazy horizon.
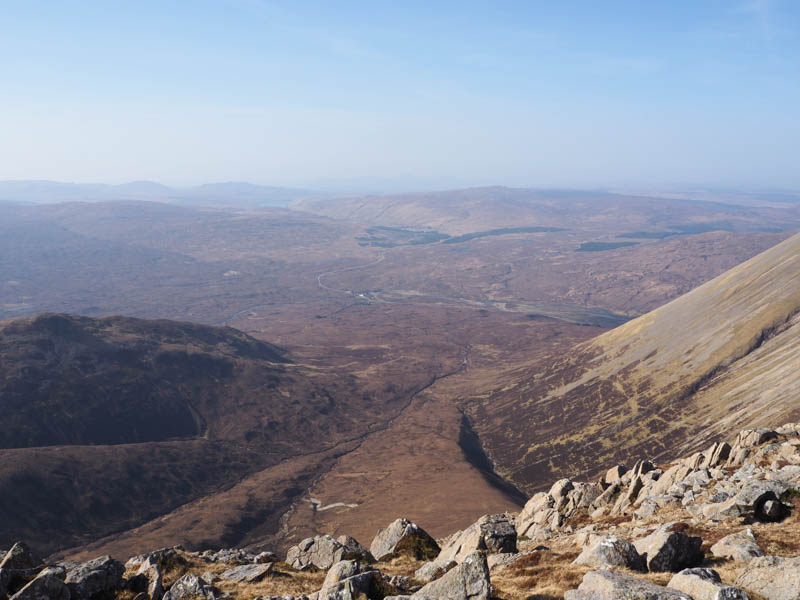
[2,1,799,190]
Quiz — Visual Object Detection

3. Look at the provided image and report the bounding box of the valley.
[1,187,799,563]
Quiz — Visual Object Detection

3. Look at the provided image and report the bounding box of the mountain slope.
[472,231,800,490]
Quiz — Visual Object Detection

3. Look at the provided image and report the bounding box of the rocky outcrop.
[218,563,273,583]
[129,556,163,600]
[162,574,220,600]
[9,567,69,600]
[437,514,516,563]
[63,556,124,600]
[710,529,762,563]
[573,537,646,572]
[564,569,691,600]
[667,568,750,600]
[736,556,800,600]
[633,526,704,572]
[315,561,386,600]
[287,535,372,570]
[0,544,42,572]
[413,560,457,584]
[411,552,490,600]
[370,519,439,562]
[517,480,600,536]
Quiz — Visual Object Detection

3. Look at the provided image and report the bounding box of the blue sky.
[1,1,799,191]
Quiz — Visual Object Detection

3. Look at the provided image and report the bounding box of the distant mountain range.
[0,180,323,207]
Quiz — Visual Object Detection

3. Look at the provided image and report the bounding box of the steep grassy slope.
[473,231,800,490]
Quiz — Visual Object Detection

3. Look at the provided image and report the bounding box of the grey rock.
[517,492,557,536]
[254,552,278,564]
[412,552,490,600]
[219,563,273,583]
[668,568,749,600]
[634,527,704,572]
[735,429,778,448]
[550,478,574,500]
[651,465,693,496]
[125,549,185,572]
[711,529,762,563]
[702,443,732,469]
[437,514,516,563]
[287,535,372,571]
[573,537,646,572]
[130,557,164,600]
[162,574,219,600]
[316,561,384,600]
[0,544,42,572]
[591,483,622,509]
[199,548,256,565]
[10,567,70,600]
[335,536,374,564]
[370,519,440,562]
[707,480,791,522]
[64,556,124,600]
[564,569,691,600]
[414,560,457,583]
[604,465,627,485]
[736,556,800,600]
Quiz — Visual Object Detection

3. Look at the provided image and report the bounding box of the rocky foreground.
[3,423,800,600]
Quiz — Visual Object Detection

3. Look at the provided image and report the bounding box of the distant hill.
[473,231,800,490]
[291,186,800,236]
[0,180,322,207]
[0,313,400,555]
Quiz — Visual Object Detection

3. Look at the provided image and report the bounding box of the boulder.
[132,557,163,600]
[125,549,185,572]
[634,527,704,572]
[162,574,219,600]
[736,556,800,600]
[549,479,574,501]
[604,465,627,485]
[9,567,70,600]
[336,536,374,564]
[517,492,557,535]
[437,514,516,563]
[702,443,732,469]
[412,552,490,600]
[199,548,255,565]
[315,560,390,600]
[710,529,762,563]
[564,569,691,600]
[370,519,440,562]
[735,429,778,448]
[287,535,372,570]
[668,568,749,600]
[573,537,646,572]
[254,551,277,564]
[610,476,644,515]
[218,563,273,583]
[64,556,124,600]
[0,544,42,571]
[413,560,457,583]
[707,481,790,522]
[650,465,693,496]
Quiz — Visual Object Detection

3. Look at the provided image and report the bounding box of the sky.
[1,0,799,192]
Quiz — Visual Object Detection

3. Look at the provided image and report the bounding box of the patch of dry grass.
[491,550,589,600]
[213,564,326,599]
